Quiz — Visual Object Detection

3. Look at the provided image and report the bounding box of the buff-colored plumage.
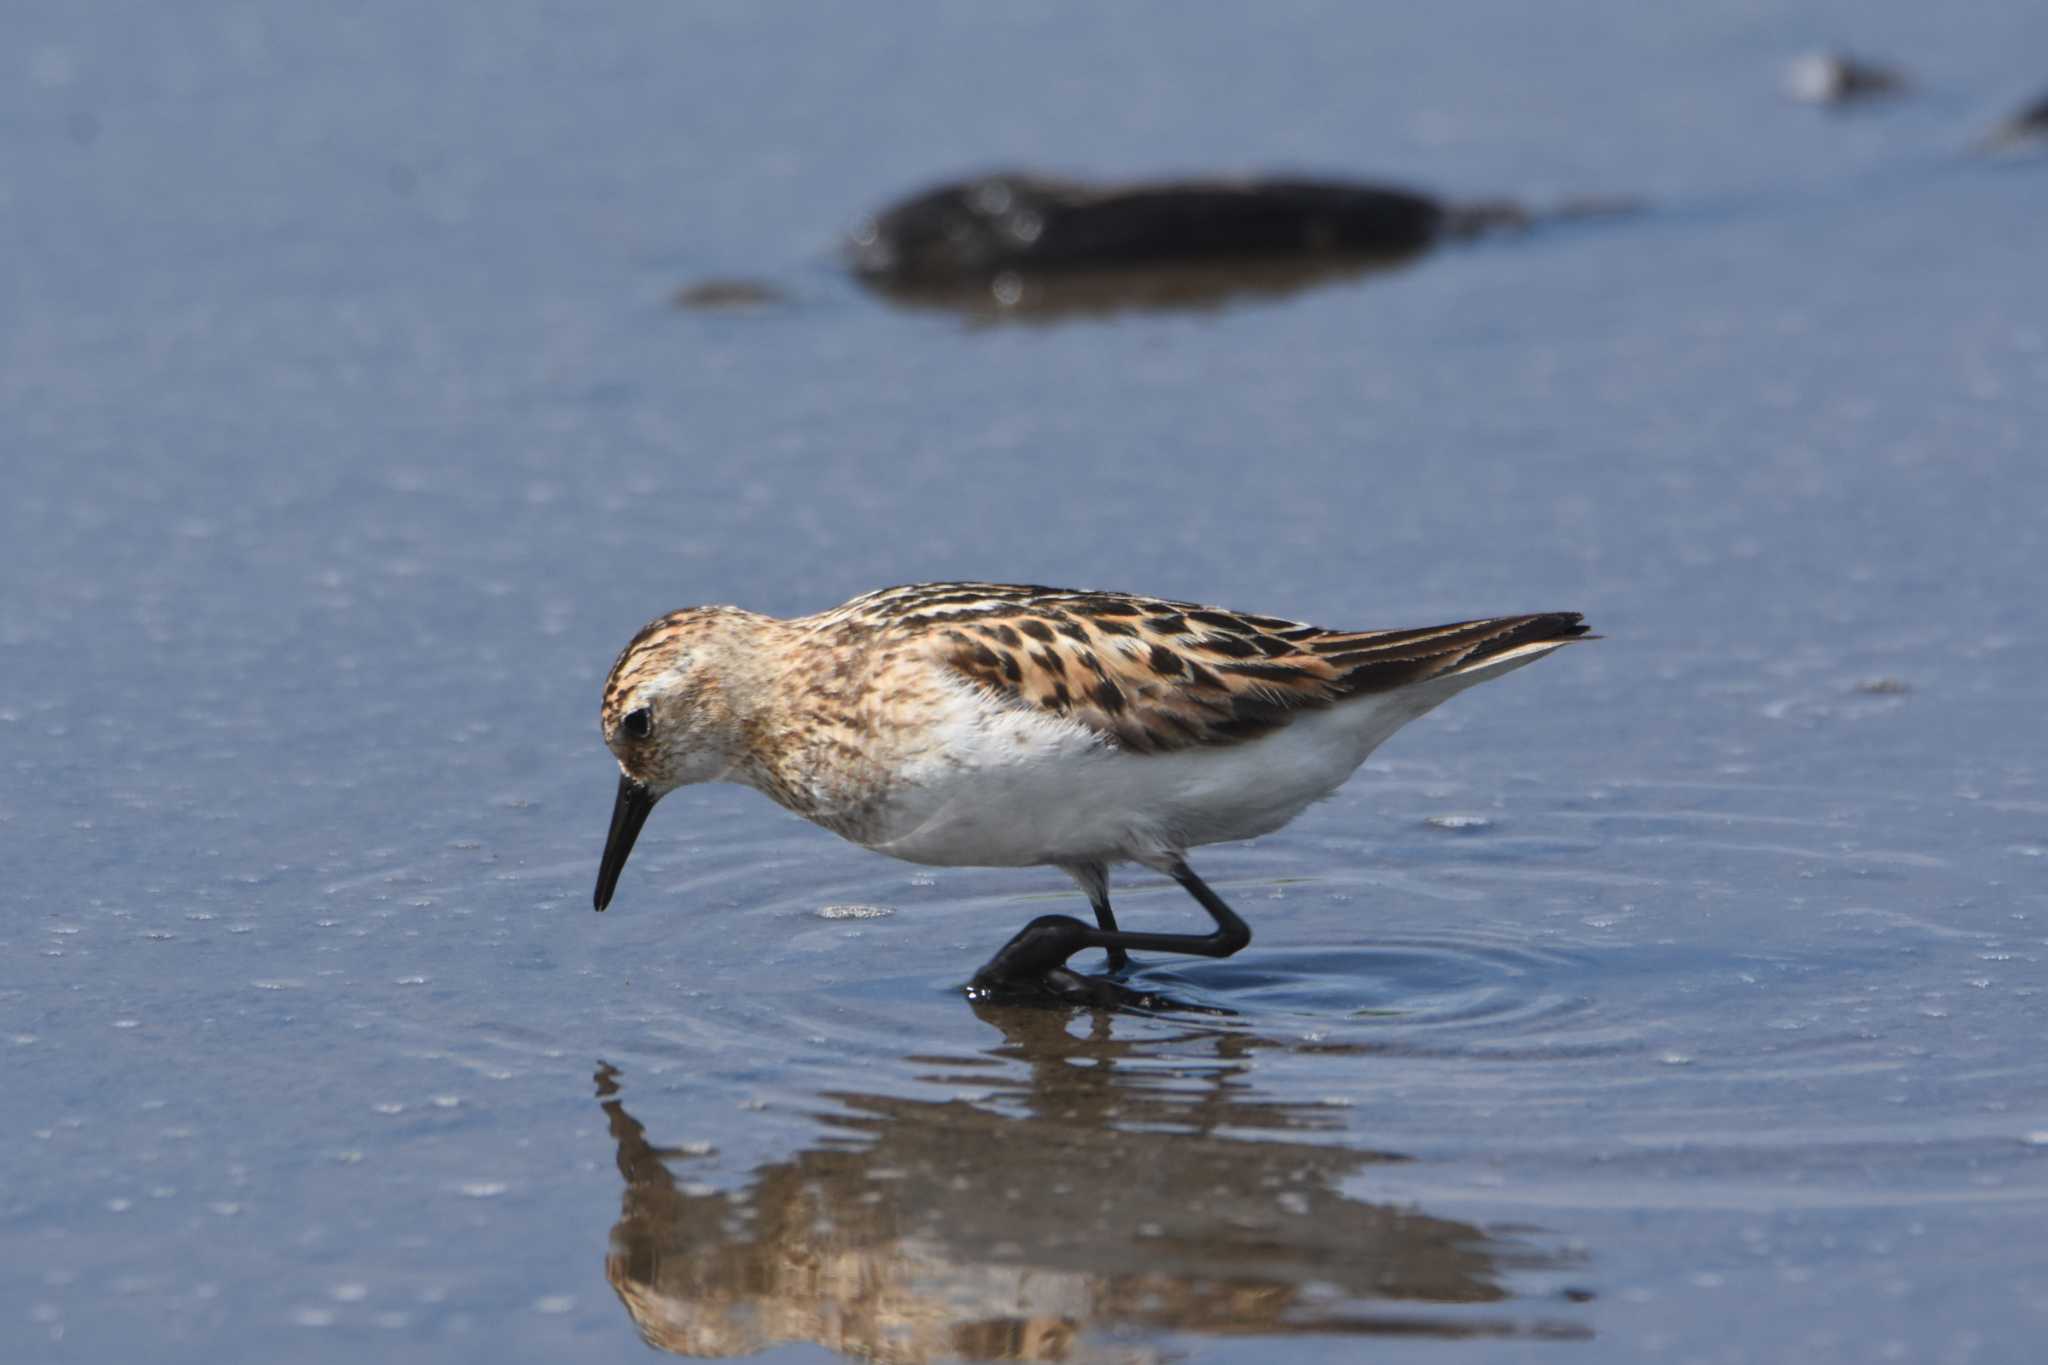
[596,583,1588,877]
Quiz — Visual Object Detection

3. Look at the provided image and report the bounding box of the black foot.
[970,913,1092,989]
[967,860,1251,1010]
[967,965,1131,1008]
[967,915,1128,1006]
[966,966,1234,1015]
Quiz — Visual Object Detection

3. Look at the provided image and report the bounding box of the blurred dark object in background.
[1782,51,1908,107]
[1978,88,2048,151]
[672,279,788,311]
[846,171,1634,319]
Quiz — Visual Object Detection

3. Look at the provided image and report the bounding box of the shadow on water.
[856,251,1432,323]
[594,998,1592,1360]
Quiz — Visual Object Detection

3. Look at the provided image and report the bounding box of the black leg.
[1065,862,1129,973]
[970,858,1251,1000]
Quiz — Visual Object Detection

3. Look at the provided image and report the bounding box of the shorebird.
[592,583,1591,1001]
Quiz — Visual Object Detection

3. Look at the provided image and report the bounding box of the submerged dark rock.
[851,173,1459,282]
[846,171,1610,318]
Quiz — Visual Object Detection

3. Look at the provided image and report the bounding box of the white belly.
[855,669,1499,869]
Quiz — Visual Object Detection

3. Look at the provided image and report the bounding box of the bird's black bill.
[594,775,657,912]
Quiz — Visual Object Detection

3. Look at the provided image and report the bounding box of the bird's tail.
[1317,612,1593,697]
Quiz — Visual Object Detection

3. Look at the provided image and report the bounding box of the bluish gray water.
[4,3,2047,1362]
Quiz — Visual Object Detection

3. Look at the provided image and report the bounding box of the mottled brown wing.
[833,584,1587,754]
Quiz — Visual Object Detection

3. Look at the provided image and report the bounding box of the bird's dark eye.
[621,707,652,740]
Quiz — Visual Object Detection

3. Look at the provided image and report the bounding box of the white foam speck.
[533,1295,575,1314]
[817,904,894,920]
[1425,814,1493,831]
[458,1181,507,1198]
[331,1283,369,1302]
[291,1307,336,1328]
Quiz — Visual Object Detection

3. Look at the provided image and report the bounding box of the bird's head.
[593,606,762,911]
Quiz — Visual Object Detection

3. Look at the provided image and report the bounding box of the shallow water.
[5,2,2048,1362]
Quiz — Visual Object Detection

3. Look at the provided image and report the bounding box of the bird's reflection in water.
[597,1001,1589,1360]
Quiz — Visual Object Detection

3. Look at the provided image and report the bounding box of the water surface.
[4,3,2047,1362]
